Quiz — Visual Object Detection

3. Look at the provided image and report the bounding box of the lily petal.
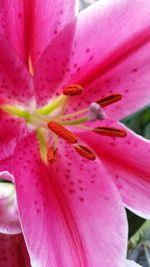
[35,0,150,119]
[0,182,21,234]
[30,0,79,66]
[0,233,31,267]
[13,133,127,267]
[0,1,29,64]
[78,123,150,219]
[0,158,13,178]
[0,37,33,104]
[0,112,27,161]
[0,0,79,67]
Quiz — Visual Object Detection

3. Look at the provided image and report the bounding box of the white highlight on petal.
[0,182,21,234]
[0,171,14,183]
[88,102,107,121]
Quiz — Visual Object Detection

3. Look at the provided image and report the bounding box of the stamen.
[93,127,127,137]
[88,102,106,121]
[74,144,96,161]
[36,129,47,162]
[47,146,58,162]
[96,94,122,107]
[63,84,83,96]
[1,104,30,119]
[48,121,78,144]
[37,95,67,115]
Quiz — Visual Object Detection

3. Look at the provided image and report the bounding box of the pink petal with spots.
[125,260,141,267]
[0,158,13,179]
[13,133,127,267]
[0,112,28,161]
[0,233,31,267]
[0,37,33,104]
[0,183,21,234]
[0,1,29,64]
[0,0,78,67]
[35,0,150,119]
[78,123,150,219]
[29,0,79,66]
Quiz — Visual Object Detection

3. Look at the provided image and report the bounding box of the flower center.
[1,84,126,163]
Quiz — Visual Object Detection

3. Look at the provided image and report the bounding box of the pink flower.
[0,0,150,266]
[0,182,141,267]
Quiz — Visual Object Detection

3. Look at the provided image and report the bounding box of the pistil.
[88,102,106,121]
[61,116,88,126]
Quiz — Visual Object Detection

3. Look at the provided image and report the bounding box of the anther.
[93,127,127,137]
[47,146,58,162]
[88,102,106,121]
[74,144,96,161]
[63,84,83,96]
[48,121,78,144]
[96,94,122,107]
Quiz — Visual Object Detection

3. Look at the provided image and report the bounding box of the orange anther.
[96,94,122,107]
[48,121,78,144]
[93,127,127,137]
[63,84,83,96]
[74,144,96,161]
[47,146,58,162]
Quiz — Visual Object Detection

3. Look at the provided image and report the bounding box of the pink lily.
[0,0,150,266]
[0,178,140,267]
[0,179,140,267]
[0,182,141,267]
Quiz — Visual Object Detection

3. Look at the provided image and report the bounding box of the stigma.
[88,102,106,121]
